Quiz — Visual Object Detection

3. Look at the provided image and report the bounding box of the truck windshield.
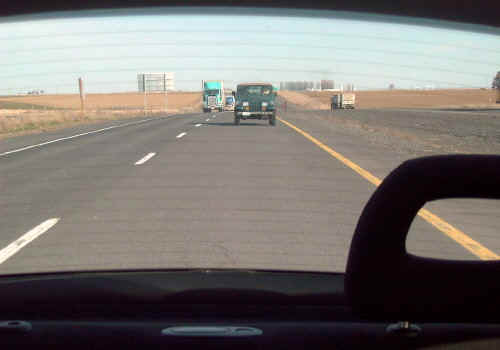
[238,86,272,96]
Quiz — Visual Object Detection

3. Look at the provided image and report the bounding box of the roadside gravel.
[280,102,500,157]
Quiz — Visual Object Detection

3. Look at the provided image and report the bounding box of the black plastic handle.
[345,155,500,321]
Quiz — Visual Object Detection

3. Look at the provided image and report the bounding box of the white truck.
[331,93,356,110]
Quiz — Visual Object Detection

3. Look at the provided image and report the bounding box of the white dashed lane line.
[134,152,156,165]
[0,218,60,265]
[205,118,210,122]
[0,118,155,157]
[195,124,202,127]
[176,132,187,139]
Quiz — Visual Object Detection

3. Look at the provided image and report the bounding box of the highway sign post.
[138,73,174,115]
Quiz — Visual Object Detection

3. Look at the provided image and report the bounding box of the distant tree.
[493,71,500,90]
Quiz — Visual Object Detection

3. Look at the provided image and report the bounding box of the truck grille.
[207,96,217,107]
[250,102,261,111]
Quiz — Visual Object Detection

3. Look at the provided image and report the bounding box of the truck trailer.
[331,93,356,110]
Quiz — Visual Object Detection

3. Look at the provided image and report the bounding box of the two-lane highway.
[0,110,497,274]
[0,112,211,270]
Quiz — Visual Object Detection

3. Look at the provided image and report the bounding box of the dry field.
[1,89,498,139]
[0,92,202,139]
[280,89,500,110]
[0,91,202,111]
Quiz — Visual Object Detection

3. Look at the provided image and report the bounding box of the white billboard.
[138,73,174,92]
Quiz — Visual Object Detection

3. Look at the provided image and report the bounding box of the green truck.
[234,83,277,126]
[202,80,225,112]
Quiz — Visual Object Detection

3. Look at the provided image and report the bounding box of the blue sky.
[0,8,499,94]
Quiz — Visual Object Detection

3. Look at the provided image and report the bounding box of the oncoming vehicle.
[234,83,277,126]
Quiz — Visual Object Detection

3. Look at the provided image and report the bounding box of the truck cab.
[202,80,225,112]
[234,83,277,126]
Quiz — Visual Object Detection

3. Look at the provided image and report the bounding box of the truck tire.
[234,115,240,125]
[269,113,276,126]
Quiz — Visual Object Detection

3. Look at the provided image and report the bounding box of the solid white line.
[176,132,187,139]
[195,124,202,127]
[134,152,156,165]
[0,218,60,264]
[0,118,155,157]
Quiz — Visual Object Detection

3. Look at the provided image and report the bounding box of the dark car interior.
[2,1,500,349]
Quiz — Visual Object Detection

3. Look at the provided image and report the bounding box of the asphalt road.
[0,109,499,274]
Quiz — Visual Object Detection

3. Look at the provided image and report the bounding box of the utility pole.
[78,77,85,114]
[143,75,147,116]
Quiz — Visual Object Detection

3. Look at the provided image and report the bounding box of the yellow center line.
[278,116,499,261]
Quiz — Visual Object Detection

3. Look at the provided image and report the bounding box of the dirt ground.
[279,89,500,110]
[1,89,498,139]
[0,92,202,139]
[0,92,202,112]
[4,89,497,112]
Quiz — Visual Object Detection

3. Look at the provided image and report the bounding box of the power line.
[1,29,499,54]
[0,55,491,78]
[0,67,486,88]
[0,41,497,66]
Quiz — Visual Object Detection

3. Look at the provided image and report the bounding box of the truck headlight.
[242,101,249,106]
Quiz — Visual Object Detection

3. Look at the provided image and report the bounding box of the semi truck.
[331,93,356,110]
[202,80,225,112]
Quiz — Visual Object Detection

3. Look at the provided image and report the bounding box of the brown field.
[280,89,500,110]
[1,89,498,139]
[0,92,202,139]
[0,91,202,112]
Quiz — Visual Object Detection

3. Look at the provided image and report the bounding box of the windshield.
[0,8,499,276]
[237,85,273,96]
